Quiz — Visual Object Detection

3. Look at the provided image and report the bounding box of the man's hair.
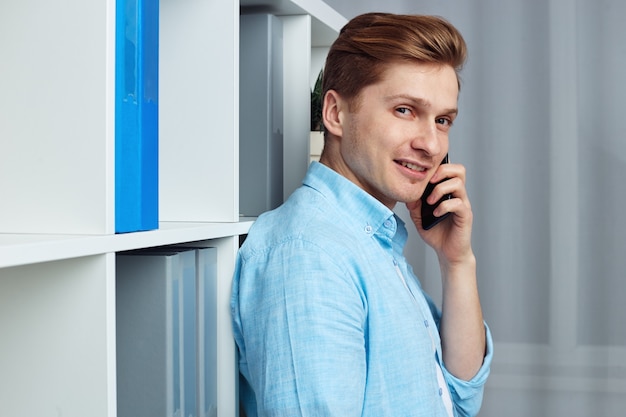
[322,13,467,107]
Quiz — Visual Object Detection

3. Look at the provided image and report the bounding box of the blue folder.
[115,0,159,233]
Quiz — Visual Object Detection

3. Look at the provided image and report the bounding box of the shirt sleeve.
[232,238,368,417]
[442,323,493,417]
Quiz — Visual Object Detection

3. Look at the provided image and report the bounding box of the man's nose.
[410,120,442,156]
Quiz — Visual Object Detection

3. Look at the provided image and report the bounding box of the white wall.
[325,1,626,416]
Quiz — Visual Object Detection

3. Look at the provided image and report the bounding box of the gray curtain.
[325,0,626,415]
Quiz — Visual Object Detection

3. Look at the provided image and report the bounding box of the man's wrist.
[439,251,476,277]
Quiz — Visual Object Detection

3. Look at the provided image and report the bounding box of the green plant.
[310,69,323,131]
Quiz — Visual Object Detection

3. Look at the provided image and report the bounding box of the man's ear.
[322,90,344,137]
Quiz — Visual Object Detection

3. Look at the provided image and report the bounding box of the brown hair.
[322,13,467,107]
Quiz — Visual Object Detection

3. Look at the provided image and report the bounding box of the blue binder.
[115,0,159,233]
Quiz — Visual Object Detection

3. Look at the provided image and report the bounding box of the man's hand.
[406,162,474,268]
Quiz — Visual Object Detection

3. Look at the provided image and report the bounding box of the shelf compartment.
[0,0,116,235]
[0,255,117,417]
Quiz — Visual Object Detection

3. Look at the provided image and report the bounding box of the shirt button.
[383,220,392,228]
[392,258,398,266]
[439,388,443,396]
[424,320,429,328]
[364,225,373,234]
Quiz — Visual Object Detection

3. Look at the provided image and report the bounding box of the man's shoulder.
[241,187,351,256]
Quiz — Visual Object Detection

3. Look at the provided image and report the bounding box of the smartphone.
[421,154,451,230]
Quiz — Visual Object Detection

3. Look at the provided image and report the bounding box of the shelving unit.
[0,0,345,416]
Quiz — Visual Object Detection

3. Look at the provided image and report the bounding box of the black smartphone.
[421,154,451,230]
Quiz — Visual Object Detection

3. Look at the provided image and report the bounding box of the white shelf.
[241,0,345,201]
[0,0,116,235]
[241,0,346,47]
[0,0,345,415]
[0,220,254,269]
[159,0,239,223]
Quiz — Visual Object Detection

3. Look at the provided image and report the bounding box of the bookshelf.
[0,0,344,416]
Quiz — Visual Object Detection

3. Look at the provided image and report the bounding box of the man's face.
[332,61,459,209]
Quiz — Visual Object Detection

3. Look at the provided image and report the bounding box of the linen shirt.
[231,162,493,417]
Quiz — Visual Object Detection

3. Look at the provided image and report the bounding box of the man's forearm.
[439,254,486,380]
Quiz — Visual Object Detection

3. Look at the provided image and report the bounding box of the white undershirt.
[395,262,454,417]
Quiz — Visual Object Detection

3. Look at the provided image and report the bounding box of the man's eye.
[436,117,452,126]
[396,107,411,115]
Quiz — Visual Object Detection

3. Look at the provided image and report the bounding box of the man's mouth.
[398,161,426,172]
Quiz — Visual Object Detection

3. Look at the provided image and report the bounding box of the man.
[231,12,492,417]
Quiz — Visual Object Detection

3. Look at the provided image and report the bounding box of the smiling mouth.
[398,161,426,172]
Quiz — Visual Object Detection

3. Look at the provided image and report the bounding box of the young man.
[231,12,492,417]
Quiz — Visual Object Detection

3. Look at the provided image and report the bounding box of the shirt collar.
[303,162,407,246]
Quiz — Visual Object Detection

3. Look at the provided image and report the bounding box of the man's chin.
[397,191,425,205]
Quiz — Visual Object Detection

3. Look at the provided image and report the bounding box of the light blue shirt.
[231,162,493,417]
